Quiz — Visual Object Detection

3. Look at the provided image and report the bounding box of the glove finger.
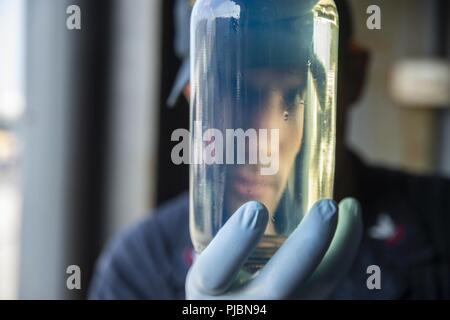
[294,197,363,299]
[245,199,338,299]
[187,201,268,296]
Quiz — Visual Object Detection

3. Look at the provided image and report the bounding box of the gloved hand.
[186,198,362,299]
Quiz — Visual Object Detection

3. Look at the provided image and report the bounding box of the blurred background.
[0,0,448,299]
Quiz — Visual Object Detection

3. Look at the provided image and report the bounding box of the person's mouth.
[231,169,278,200]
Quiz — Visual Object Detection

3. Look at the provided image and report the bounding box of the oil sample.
[190,0,339,272]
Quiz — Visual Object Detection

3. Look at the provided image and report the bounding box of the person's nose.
[250,94,285,161]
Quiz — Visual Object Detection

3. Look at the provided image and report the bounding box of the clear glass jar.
[190,0,338,273]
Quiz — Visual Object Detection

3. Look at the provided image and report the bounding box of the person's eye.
[283,88,303,110]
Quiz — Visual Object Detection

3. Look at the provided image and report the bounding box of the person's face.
[223,69,305,233]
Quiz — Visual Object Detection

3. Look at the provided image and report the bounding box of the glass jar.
[190,0,338,273]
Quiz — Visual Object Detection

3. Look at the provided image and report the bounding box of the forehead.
[244,69,305,90]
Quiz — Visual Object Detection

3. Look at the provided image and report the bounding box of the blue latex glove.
[186,198,363,299]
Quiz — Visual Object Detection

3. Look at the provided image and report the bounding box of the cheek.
[276,106,304,178]
[280,106,304,155]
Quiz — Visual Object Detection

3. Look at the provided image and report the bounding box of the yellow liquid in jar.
[190,0,339,273]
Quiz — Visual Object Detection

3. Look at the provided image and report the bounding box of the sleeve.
[88,217,174,300]
[407,174,450,298]
[409,175,450,259]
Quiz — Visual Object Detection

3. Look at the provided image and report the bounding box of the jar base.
[243,234,287,274]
